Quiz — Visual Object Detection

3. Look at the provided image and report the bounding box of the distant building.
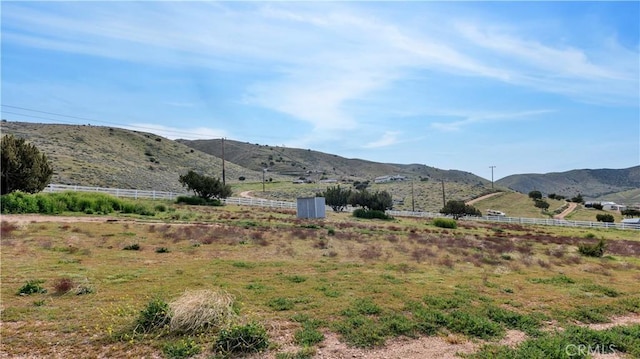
[601,202,626,211]
[374,175,408,183]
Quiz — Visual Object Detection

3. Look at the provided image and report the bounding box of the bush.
[596,213,614,223]
[155,247,170,253]
[168,290,236,334]
[578,239,606,258]
[214,322,269,354]
[352,208,391,220]
[176,196,222,207]
[135,297,170,333]
[432,218,458,229]
[17,280,47,295]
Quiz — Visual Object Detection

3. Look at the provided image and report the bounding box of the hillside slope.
[177,138,489,185]
[496,167,640,202]
[1,121,264,192]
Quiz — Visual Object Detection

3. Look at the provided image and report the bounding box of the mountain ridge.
[1,120,637,203]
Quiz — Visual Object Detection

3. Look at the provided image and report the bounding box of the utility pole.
[221,138,226,186]
[441,179,446,208]
[262,169,266,193]
[411,179,415,212]
[489,165,496,189]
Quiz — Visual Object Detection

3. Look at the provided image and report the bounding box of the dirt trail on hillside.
[554,202,578,219]
[466,191,502,205]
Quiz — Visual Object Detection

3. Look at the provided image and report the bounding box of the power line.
[1,104,213,138]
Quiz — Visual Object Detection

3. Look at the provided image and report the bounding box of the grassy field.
[2,197,640,358]
[232,180,490,213]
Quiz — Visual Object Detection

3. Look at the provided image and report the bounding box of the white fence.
[43,184,296,209]
[43,184,638,230]
[44,184,187,200]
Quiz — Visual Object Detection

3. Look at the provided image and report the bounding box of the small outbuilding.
[297,197,326,219]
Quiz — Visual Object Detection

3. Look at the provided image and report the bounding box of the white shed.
[297,197,326,219]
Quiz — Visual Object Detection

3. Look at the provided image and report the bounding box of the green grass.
[1,201,639,357]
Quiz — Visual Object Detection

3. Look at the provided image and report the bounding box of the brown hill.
[0,121,265,192]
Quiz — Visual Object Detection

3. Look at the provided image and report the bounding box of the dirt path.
[240,190,255,198]
[466,191,502,205]
[554,202,578,219]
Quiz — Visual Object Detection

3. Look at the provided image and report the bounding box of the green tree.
[348,190,393,211]
[178,170,232,200]
[319,185,352,212]
[621,208,640,217]
[534,199,550,210]
[571,194,584,204]
[440,200,481,219]
[1,135,53,195]
[528,191,542,200]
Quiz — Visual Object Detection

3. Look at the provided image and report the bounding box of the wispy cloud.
[431,109,555,132]
[363,131,402,149]
[124,123,228,140]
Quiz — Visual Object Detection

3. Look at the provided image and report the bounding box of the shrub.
[135,297,170,333]
[53,277,75,295]
[596,213,614,223]
[1,134,53,195]
[168,290,236,334]
[578,239,606,257]
[432,218,458,229]
[17,279,47,295]
[214,322,269,354]
[162,339,201,359]
[352,208,391,220]
[155,247,170,253]
[123,243,140,251]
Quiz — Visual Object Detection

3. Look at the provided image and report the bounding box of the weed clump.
[135,297,170,334]
[123,243,140,251]
[578,238,606,257]
[17,280,47,295]
[162,338,201,359]
[213,322,269,355]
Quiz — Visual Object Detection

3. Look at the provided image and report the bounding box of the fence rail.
[42,184,638,230]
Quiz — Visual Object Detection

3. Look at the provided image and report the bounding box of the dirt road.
[466,192,502,205]
[554,202,578,219]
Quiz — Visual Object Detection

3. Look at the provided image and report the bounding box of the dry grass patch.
[169,289,236,334]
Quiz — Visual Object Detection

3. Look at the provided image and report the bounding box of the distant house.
[601,202,626,211]
[374,175,408,183]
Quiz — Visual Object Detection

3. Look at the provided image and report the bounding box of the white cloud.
[431,109,554,132]
[124,123,228,140]
[363,131,401,149]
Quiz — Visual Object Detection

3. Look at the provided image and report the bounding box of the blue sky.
[2,1,638,180]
